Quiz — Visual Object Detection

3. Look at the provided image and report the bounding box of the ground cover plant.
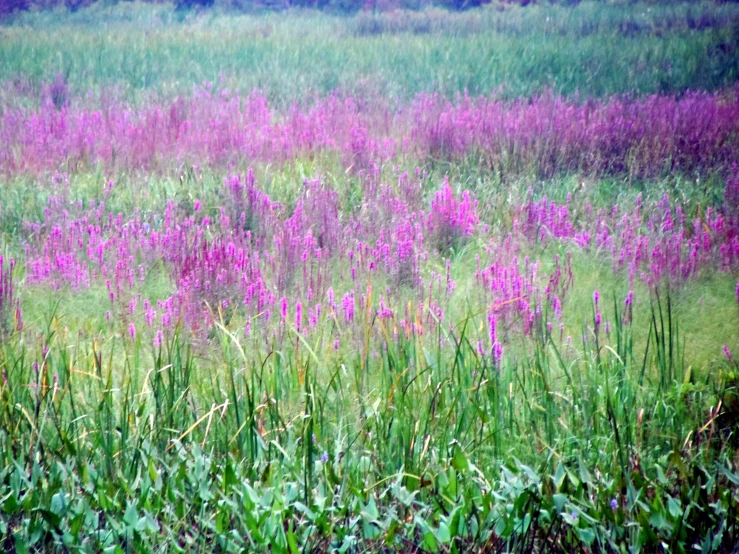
[1,2,739,553]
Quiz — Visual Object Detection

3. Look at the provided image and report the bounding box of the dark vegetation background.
[3,0,738,17]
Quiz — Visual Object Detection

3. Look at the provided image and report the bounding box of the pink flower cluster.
[517,166,739,288]
[16,162,739,364]
[2,85,738,179]
[21,170,483,345]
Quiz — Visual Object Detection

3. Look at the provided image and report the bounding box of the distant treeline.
[4,0,735,16]
[0,0,489,14]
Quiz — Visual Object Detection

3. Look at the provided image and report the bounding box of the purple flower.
[625,291,634,305]
[487,312,497,345]
[492,341,503,366]
[610,498,618,512]
[342,291,355,323]
[320,452,329,463]
[280,296,288,320]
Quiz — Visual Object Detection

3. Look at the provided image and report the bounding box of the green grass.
[1,1,738,106]
[1,274,738,552]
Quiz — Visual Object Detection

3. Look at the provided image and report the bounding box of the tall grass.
[1,2,738,105]
[0,283,737,551]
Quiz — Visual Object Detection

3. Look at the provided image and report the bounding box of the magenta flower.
[625,291,634,305]
[487,312,497,345]
[492,341,503,366]
[280,297,288,321]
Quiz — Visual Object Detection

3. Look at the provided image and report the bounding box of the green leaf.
[494,516,509,538]
[37,509,61,529]
[294,502,316,521]
[362,496,378,521]
[285,483,298,503]
[14,535,29,554]
[667,497,682,520]
[224,461,237,490]
[717,463,739,486]
[452,448,469,473]
[436,521,451,544]
[70,512,85,535]
[216,510,225,534]
[2,492,19,514]
[287,527,299,554]
[123,502,138,529]
[575,526,595,545]
[566,467,580,489]
[386,519,398,544]
[147,460,158,483]
[553,462,566,490]
[519,464,539,484]
[423,531,439,553]
[337,535,357,554]
[578,460,592,486]
[50,492,67,516]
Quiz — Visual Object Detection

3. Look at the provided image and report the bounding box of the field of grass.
[1,2,739,553]
[2,1,739,105]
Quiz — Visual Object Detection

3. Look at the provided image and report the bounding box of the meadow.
[0,2,739,552]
